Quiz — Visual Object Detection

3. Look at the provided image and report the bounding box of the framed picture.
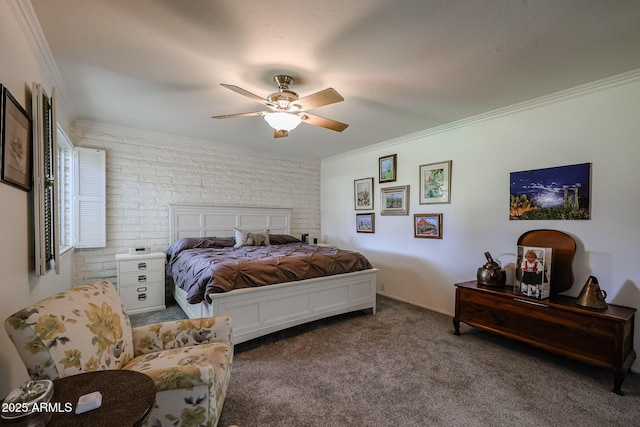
[414,213,443,239]
[379,154,397,183]
[419,160,451,204]
[356,213,375,233]
[1,85,32,191]
[354,177,374,210]
[509,163,591,220]
[380,185,409,215]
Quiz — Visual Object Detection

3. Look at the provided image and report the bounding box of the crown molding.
[323,68,640,163]
[8,0,77,121]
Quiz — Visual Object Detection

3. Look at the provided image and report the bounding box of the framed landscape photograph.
[380,185,409,215]
[354,177,374,210]
[419,160,451,204]
[509,162,591,220]
[1,85,32,191]
[379,154,397,183]
[414,213,443,239]
[356,213,375,233]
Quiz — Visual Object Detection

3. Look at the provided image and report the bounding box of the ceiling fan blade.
[211,111,263,119]
[295,88,344,110]
[274,129,289,138]
[302,113,349,132]
[220,84,270,106]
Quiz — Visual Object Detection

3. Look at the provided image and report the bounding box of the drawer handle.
[514,298,548,308]
[137,287,147,292]
[138,293,147,301]
[137,262,147,270]
[138,275,147,282]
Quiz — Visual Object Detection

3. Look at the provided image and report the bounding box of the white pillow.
[233,228,270,248]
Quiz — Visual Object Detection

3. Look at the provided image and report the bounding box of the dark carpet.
[130,296,640,427]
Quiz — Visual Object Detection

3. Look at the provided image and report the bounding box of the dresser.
[115,252,166,314]
[454,280,636,395]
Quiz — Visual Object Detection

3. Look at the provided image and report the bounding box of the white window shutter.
[74,147,106,248]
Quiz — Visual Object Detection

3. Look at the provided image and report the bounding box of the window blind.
[74,147,106,248]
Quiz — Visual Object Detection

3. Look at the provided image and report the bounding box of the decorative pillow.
[233,228,270,248]
[268,234,302,245]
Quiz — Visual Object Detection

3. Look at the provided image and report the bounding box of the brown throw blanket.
[167,239,373,304]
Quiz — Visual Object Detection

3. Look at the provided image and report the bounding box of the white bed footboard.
[172,269,377,344]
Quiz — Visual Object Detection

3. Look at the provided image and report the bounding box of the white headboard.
[168,204,291,242]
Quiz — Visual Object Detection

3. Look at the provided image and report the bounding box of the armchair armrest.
[131,315,232,356]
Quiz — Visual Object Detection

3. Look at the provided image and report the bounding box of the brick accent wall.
[71,123,320,286]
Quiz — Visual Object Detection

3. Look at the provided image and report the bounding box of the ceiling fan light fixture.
[263,112,303,132]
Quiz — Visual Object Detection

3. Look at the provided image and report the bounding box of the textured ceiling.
[30,0,640,160]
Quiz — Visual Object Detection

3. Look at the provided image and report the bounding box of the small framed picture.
[414,213,443,239]
[379,154,397,183]
[354,177,374,210]
[380,185,410,215]
[419,160,452,204]
[1,85,32,191]
[356,213,375,233]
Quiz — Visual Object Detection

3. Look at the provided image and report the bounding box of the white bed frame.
[168,204,377,344]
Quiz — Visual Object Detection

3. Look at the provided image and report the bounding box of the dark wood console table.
[453,280,636,395]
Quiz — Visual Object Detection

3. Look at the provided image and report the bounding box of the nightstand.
[115,252,166,314]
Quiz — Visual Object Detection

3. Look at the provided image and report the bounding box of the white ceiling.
[30,0,640,161]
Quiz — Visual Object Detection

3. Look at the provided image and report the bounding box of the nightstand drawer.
[118,257,164,273]
[118,269,164,287]
[119,282,164,311]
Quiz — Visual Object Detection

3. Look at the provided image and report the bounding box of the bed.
[167,204,378,344]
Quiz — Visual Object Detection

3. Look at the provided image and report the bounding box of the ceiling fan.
[212,75,348,138]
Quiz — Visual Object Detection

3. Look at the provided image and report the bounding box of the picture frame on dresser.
[0,85,32,191]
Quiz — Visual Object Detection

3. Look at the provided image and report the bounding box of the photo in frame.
[356,213,375,233]
[379,154,397,183]
[419,160,451,204]
[1,85,32,191]
[354,177,374,210]
[515,245,552,299]
[509,162,591,220]
[380,185,409,215]
[414,213,443,239]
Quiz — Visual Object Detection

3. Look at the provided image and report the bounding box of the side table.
[1,370,155,427]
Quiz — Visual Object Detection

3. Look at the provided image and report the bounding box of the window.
[57,127,73,254]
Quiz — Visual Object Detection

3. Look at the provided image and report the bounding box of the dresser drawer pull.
[513,298,548,308]
[138,275,147,282]
[137,262,147,270]
[137,287,147,293]
[138,293,147,301]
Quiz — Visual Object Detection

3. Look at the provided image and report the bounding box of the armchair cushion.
[4,281,233,427]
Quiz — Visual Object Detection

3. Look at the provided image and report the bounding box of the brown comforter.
[166,236,373,304]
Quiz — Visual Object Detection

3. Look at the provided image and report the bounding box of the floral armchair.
[4,280,233,427]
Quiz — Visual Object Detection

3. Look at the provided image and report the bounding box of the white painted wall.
[322,73,640,371]
[0,1,74,397]
[71,122,320,286]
